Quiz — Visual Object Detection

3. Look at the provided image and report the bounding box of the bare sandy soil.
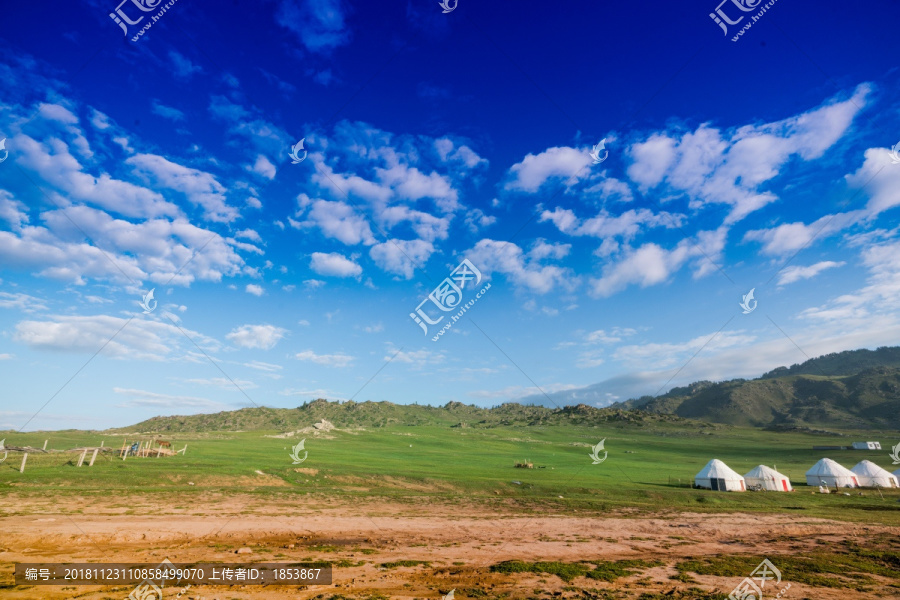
[1,494,898,599]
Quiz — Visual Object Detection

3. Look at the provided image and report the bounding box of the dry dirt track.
[1,495,898,599]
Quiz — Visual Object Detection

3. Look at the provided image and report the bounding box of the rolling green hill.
[112,399,690,434]
[110,346,900,434]
[618,347,900,429]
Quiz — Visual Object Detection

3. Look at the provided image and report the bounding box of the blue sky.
[1,1,900,430]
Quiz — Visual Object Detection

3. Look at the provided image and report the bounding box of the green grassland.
[2,419,898,524]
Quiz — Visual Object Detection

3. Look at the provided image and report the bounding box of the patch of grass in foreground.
[587,559,665,582]
[638,589,728,600]
[378,560,431,569]
[676,543,900,589]
[491,559,662,583]
[491,560,590,582]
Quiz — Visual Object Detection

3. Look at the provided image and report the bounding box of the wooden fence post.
[20,453,27,473]
[89,448,99,467]
[76,449,87,467]
[43,440,48,450]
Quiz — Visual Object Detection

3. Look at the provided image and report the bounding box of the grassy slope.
[2,421,899,525]
[624,368,900,429]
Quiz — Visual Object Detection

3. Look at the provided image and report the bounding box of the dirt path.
[1,495,897,599]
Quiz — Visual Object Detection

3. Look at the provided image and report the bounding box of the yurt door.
[712,478,724,491]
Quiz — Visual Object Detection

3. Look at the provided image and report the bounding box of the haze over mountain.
[108,346,900,433]
[613,346,900,429]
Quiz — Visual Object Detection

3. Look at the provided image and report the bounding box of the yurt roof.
[851,460,896,477]
[805,458,855,477]
[745,464,788,479]
[697,459,743,479]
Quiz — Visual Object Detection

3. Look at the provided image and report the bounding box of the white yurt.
[744,465,793,491]
[695,459,746,492]
[850,460,899,488]
[805,458,859,488]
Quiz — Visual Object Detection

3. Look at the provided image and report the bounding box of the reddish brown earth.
[1,494,897,599]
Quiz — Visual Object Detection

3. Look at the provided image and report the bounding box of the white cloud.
[245,284,264,296]
[294,197,375,245]
[847,145,900,215]
[244,360,283,372]
[151,100,185,122]
[369,239,434,279]
[378,205,450,242]
[585,327,637,344]
[13,314,219,360]
[744,141,900,257]
[505,146,594,192]
[127,153,238,223]
[90,109,111,130]
[295,349,354,367]
[467,239,576,294]
[0,205,245,286]
[626,84,872,223]
[235,229,262,243]
[434,138,488,169]
[0,192,29,231]
[386,346,445,365]
[376,163,460,212]
[468,382,581,401]
[777,261,846,286]
[276,0,350,53]
[113,387,222,409]
[248,155,277,179]
[184,377,258,390]
[14,134,179,220]
[0,291,48,312]
[309,252,362,278]
[226,324,286,350]
[37,102,78,125]
[540,207,681,240]
[799,239,900,323]
[743,211,863,256]
[169,50,202,79]
[590,228,727,296]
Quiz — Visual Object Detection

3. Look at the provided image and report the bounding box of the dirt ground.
[1,494,898,599]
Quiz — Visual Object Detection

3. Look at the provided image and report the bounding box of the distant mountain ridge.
[614,346,900,429]
[113,347,900,433]
[112,399,687,434]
